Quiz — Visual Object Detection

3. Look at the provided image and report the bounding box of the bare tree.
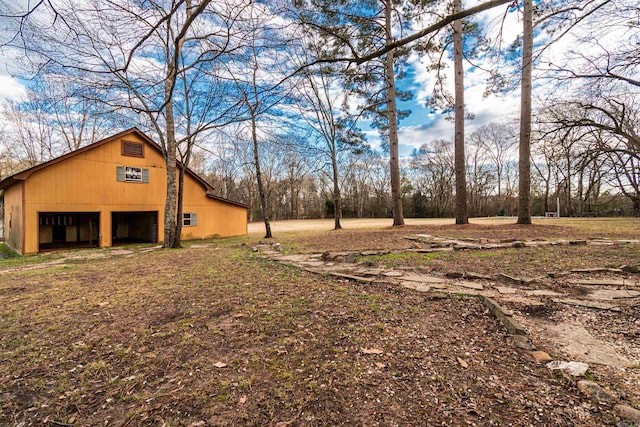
[2,0,250,247]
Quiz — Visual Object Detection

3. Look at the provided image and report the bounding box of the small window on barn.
[116,166,149,183]
[182,213,197,227]
[122,140,144,158]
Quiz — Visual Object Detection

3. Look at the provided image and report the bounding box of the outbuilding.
[0,128,249,254]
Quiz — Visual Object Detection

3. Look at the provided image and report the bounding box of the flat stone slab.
[554,298,621,312]
[482,297,525,336]
[299,260,327,267]
[526,290,563,297]
[496,273,533,285]
[466,272,492,280]
[401,282,431,292]
[455,281,484,290]
[496,286,518,294]
[541,321,634,367]
[571,267,623,274]
[568,279,630,286]
[327,272,374,283]
[381,271,404,277]
[351,268,386,276]
[400,273,448,284]
[588,289,640,301]
[276,252,312,262]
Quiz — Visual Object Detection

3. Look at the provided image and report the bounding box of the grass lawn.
[2,218,638,426]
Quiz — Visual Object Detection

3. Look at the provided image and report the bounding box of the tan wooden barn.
[0,128,249,254]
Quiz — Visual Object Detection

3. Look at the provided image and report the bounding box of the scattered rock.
[621,265,640,274]
[512,241,526,248]
[251,246,259,252]
[453,243,481,251]
[577,380,617,405]
[344,253,359,263]
[320,251,332,261]
[546,360,589,376]
[272,243,282,251]
[213,362,228,368]
[614,404,640,425]
[507,335,536,350]
[457,357,469,368]
[531,351,552,363]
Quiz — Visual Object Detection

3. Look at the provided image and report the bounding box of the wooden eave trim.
[206,194,251,209]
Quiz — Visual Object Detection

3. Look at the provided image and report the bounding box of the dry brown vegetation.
[1,218,639,426]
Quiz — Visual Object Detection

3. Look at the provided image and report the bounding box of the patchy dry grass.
[2,219,639,426]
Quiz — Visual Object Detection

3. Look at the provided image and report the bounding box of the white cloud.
[0,73,26,101]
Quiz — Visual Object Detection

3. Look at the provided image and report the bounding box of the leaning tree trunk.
[517,0,533,225]
[251,113,272,238]
[385,0,404,226]
[453,0,468,225]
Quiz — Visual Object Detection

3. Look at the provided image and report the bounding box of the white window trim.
[182,212,197,227]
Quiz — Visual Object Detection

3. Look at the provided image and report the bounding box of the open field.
[1,218,639,426]
[248,216,640,236]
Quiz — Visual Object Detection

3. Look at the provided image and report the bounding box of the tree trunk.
[332,150,342,230]
[163,89,179,247]
[385,0,404,226]
[175,165,185,247]
[517,0,533,225]
[453,0,468,225]
[251,113,272,238]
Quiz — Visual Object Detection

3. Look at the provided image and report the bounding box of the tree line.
[0,0,638,243]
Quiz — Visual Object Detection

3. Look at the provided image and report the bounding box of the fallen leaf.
[457,357,469,369]
[239,395,248,405]
[375,362,387,369]
[213,362,228,368]
[361,348,384,355]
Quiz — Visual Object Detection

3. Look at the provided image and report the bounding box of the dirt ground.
[1,218,639,426]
